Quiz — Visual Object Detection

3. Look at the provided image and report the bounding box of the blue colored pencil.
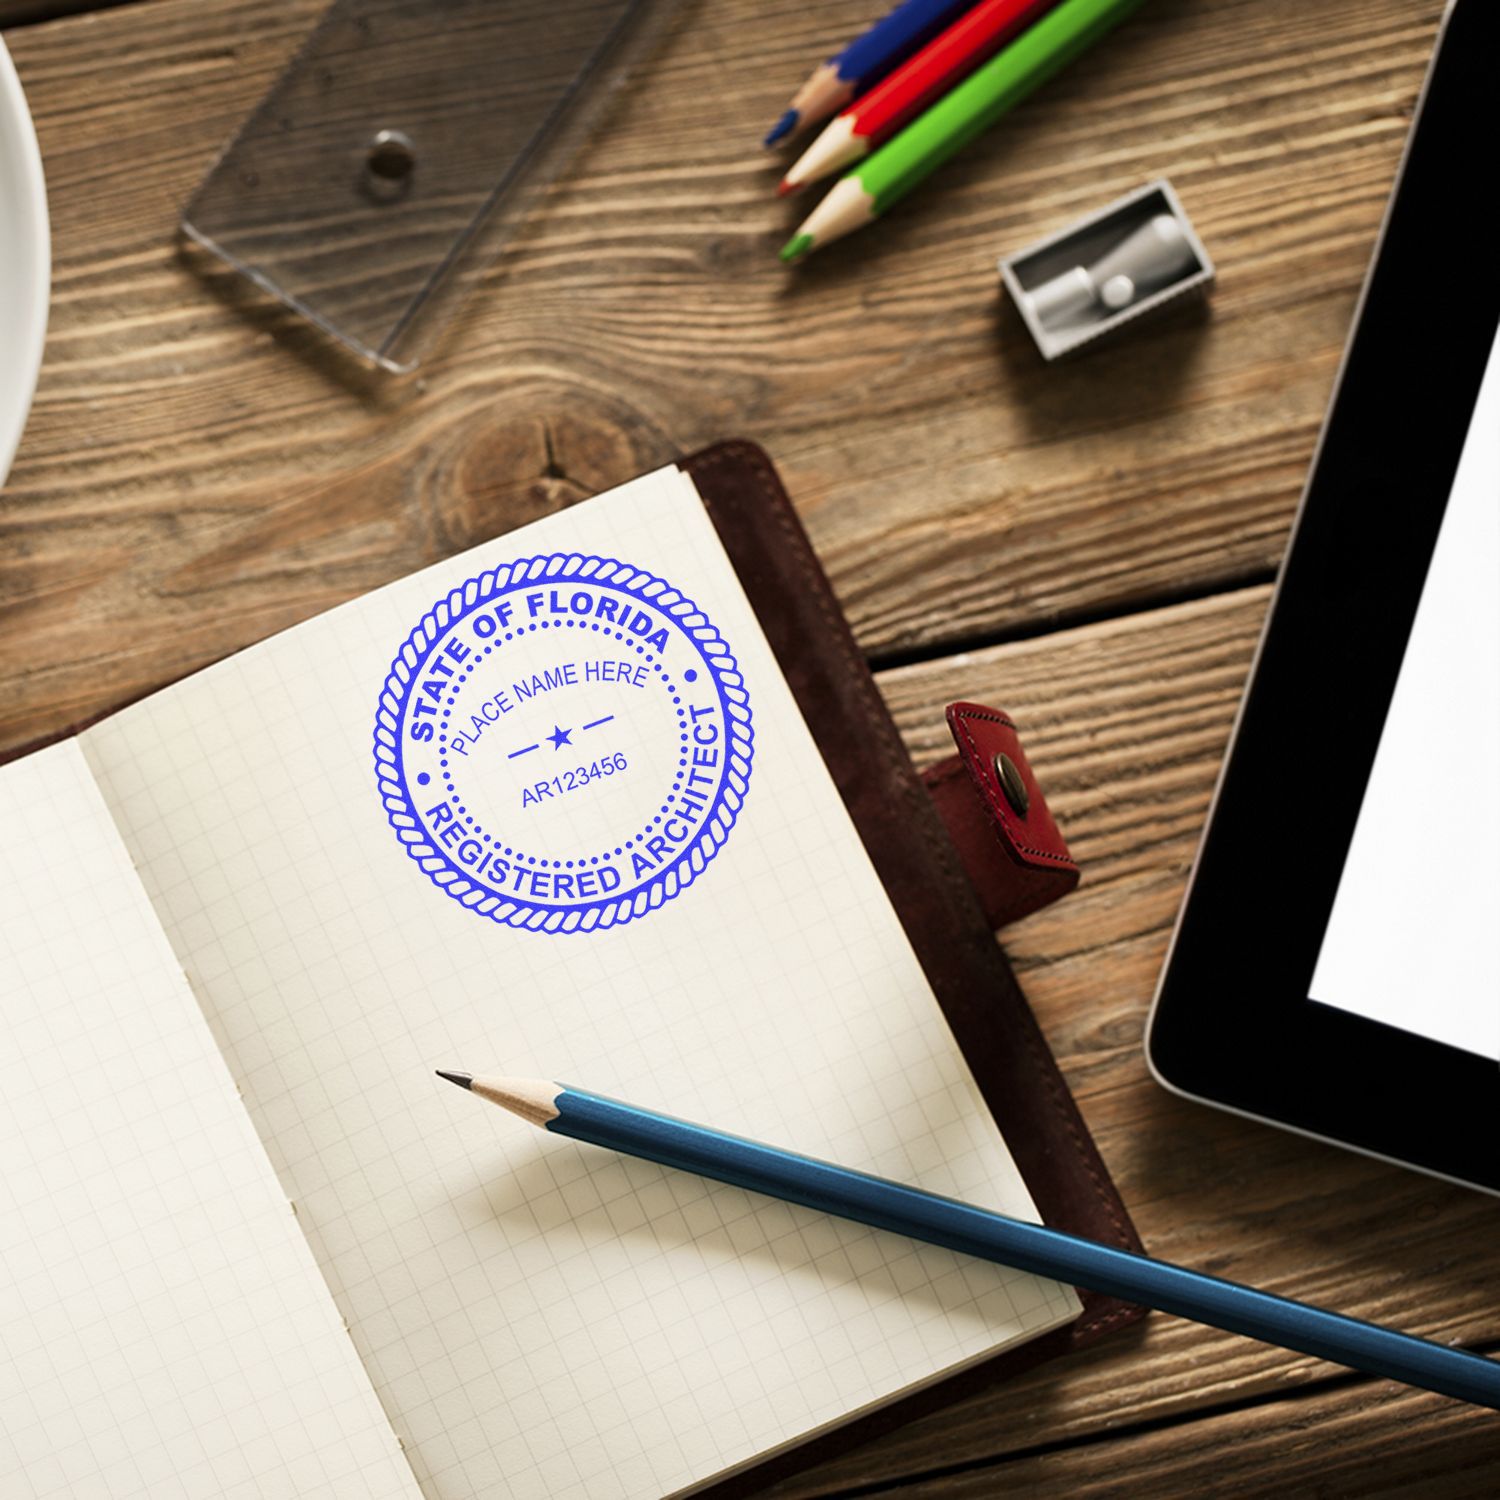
[438,1072,1500,1411]
[765,0,981,147]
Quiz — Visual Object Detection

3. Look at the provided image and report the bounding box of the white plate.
[0,37,49,487]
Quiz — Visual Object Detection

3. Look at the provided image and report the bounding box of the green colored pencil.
[780,0,1148,262]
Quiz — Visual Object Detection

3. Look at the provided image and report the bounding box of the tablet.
[1147,0,1499,1196]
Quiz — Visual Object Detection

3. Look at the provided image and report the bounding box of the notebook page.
[81,466,1080,1500]
[0,741,422,1500]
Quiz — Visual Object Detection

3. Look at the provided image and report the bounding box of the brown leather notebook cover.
[682,439,1144,1492]
[1,439,1143,1491]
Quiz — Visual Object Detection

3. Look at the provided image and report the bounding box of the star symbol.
[546,725,573,750]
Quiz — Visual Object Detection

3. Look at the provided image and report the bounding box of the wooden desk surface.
[3,0,1495,1491]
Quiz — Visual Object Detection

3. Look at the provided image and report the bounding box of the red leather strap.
[922,702,1079,930]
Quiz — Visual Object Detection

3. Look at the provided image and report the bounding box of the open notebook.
[0,453,1089,1500]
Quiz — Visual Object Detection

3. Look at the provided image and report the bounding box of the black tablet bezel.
[1147,0,1500,1195]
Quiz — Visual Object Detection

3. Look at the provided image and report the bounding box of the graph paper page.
[81,466,1079,1500]
[0,740,421,1500]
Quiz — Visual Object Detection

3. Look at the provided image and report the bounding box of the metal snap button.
[993,752,1029,817]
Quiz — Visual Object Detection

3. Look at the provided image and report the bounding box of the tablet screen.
[1149,0,1500,1190]
[1309,325,1500,1060]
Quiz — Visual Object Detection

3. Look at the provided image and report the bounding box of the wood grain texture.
[852,1378,1500,1497]
[0,0,131,25]
[0,0,1445,756]
[755,587,1500,1496]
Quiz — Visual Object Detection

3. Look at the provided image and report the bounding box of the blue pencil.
[438,1072,1500,1410]
[765,0,980,147]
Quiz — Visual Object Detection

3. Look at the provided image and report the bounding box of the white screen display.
[1309,326,1500,1060]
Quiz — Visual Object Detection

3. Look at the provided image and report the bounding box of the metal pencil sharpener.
[999,180,1214,360]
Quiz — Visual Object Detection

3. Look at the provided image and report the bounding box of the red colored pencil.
[779,0,1062,194]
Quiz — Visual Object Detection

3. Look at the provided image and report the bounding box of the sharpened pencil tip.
[776,177,798,198]
[436,1070,474,1090]
[779,232,814,264]
[763,110,798,148]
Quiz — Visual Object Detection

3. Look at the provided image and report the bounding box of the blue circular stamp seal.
[374,553,754,934]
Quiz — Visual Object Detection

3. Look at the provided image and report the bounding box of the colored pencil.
[781,0,1146,262]
[764,0,980,148]
[781,0,1062,194]
[439,1072,1500,1411]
